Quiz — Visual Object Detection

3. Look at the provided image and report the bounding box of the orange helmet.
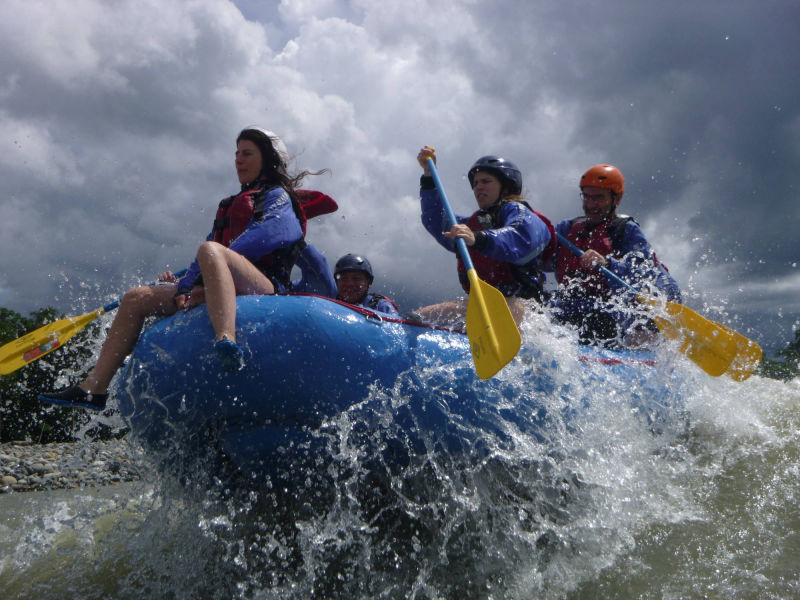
[580,164,624,197]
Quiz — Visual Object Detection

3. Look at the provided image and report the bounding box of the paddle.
[555,232,762,380]
[426,157,522,379]
[0,269,187,376]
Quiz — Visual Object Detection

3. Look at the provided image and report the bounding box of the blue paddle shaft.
[426,158,476,272]
[555,232,634,293]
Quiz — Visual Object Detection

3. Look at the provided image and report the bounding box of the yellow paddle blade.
[465,270,522,379]
[718,322,763,382]
[0,309,104,375]
[645,297,762,381]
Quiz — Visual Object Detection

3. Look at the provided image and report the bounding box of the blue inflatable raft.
[115,294,683,480]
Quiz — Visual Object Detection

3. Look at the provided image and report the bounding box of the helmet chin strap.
[489,182,510,207]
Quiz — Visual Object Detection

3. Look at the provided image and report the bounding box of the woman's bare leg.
[417,296,526,329]
[195,241,275,343]
[415,299,469,328]
[505,297,526,327]
[81,284,179,393]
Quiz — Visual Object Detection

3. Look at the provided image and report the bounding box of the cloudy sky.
[1,0,798,352]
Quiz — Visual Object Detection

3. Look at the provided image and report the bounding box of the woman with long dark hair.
[40,127,316,410]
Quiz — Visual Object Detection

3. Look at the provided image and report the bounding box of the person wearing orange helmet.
[549,164,681,345]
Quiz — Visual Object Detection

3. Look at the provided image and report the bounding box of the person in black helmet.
[39,127,324,410]
[413,146,555,326]
[334,254,399,315]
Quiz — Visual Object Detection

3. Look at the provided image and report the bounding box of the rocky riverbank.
[0,439,147,493]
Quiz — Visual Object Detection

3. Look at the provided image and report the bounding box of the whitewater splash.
[2,312,798,599]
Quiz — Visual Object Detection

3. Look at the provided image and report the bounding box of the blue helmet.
[334,254,374,283]
[467,155,523,196]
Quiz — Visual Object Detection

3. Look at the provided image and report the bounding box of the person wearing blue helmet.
[414,146,555,326]
[334,254,399,315]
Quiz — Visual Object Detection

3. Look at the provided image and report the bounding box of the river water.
[1,318,798,599]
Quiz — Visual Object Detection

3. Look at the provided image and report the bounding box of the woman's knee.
[196,241,226,266]
[120,285,152,306]
[120,285,174,315]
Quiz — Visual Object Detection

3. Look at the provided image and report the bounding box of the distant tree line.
[758,328,800,380]
[0,306,127,443]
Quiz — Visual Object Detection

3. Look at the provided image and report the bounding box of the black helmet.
[334,254,374,283]
[467,155,523,195]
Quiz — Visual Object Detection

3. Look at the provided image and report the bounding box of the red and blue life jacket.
[211,188,337,287]
[456,200,557,300]
[556,216,635,296]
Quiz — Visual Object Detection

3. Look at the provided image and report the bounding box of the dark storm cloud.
[0,0,797,351]
[464,1,800,340]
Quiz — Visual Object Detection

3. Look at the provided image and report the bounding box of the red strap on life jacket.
[213,189,263,246]
[556,219,620,294]
[455,202,554,295]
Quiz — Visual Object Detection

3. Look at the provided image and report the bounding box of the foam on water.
[2,312,798,599]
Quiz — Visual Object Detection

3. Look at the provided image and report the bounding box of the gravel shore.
[0,439,148,493]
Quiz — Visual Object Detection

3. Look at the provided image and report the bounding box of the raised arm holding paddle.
[413,147,555,378]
